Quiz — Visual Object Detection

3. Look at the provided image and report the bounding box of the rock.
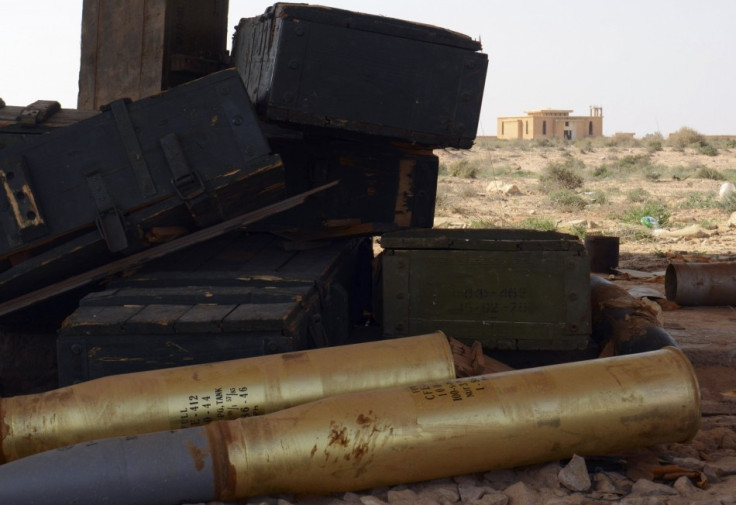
[458,484,485,502]
[485,181,521,196]
[386,488,418,503]
[483,469,517,490]
[519,462,562,490]
[558,455,591,492]
[503,481,539,505]
[630,479,678,496]
[467,491,509,505]
[710,456,736,476]
[719,182,736,200]
[728,211,736,228]
[670,456,706,471]
[415,479,460,503]
[673,475,701,498]
[359,496,387,505]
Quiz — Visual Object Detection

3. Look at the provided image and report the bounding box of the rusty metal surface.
[221,347,699,499]
[0,348,700,504]
[665,262,736,306]
[0,332,454,462]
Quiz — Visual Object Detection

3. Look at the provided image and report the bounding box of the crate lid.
[380,228,584,252]
[256,3,483,52]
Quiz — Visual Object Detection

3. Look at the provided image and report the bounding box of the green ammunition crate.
[380,229,591,350]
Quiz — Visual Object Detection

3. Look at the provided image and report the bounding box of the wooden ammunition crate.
[78,0,229,110]
[232,3,488,148]
[380,229,591,351]
[251,133,438,240]
[0,70,285,302]
[57,232,372,385]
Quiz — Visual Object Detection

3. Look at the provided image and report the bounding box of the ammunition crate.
[232,3,487,148]
[57,232,372,385]
[380,229,591,351]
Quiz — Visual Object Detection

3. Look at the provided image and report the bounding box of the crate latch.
[86,172,129,252]
[104,98,157,199]
[17,100,61,126]
[160,132,220,227]
[0,155,48,246]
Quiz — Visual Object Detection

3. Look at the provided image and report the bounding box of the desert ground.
[433,134,736,272]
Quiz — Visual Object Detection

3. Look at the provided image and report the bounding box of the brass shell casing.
[0,332,455,462]
[207,347,700,500]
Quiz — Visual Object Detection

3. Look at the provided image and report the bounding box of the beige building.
[497,107,603,140]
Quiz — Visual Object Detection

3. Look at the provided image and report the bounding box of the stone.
[558,455,591,492]
[503,481,539,505]
[630,479,678,496]
[711,456,736,476]
[415,479,460,503]
[672,475,701,498]
[728,211,736,228]
[483,469,517,490]
[387,489,417,503]
[718,182,736,200]
[458,484,485,502]
[467,491,508,505]
[485,181,521,196]
[359,496,387,505]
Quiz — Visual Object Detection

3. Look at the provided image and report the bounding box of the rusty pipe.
[0,332,455,463]
[0,347,700,505]
[590,275,678,355]
[665,262,736,306]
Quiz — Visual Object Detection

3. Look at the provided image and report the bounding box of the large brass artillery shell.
[216,346,699,499]
[0,332,455,463]
[0,347,700,505]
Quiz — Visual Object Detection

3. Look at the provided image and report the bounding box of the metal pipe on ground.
[665,262,736,306]
[590,275,678,356]
[0,347,700,505]
[0,332,455,463]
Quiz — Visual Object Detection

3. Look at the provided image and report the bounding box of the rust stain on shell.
[185,440,206,471]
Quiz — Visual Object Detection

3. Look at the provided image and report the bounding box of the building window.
[501,122,504,135]
[525,121,528,135]
[542,121,547,135]
[589,121,593,135]
[565,121,569,127]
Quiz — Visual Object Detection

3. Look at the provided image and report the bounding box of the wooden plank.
[60,305,145,335]
[221,303,295,332]
[123,304,193,334]
[0,181,337,317]
[173,304,237,333]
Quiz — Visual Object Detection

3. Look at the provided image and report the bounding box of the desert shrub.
[517,217,557,232]
[439,159,479,178]
[695,166,726,180]
[539,158,584,191]
[676,192,719,209]
[613,154,652,173]
[699,144,719,156]
[626,188,651,202]
[548,189,586,211]
[619,201,671,227]
[720,193,736,212]
[641,132,664,153]
[569,223,587,240]
[588,189,608,205]
[667,127,706,149]
[592,165,611,178]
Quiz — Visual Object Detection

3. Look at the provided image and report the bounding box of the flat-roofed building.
[498,107,603,140]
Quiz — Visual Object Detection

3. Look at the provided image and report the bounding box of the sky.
[1,0,734,138]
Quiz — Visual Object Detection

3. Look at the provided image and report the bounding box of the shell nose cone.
[0,428,215,505]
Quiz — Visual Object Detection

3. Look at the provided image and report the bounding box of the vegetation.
[619,201,671,227]
[516,217,557,231]
[539,158,584,191]
[547,189,586,211]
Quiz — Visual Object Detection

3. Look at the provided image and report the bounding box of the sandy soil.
[433,140,736,272]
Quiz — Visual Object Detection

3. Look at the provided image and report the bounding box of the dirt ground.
[433,139,736,272]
